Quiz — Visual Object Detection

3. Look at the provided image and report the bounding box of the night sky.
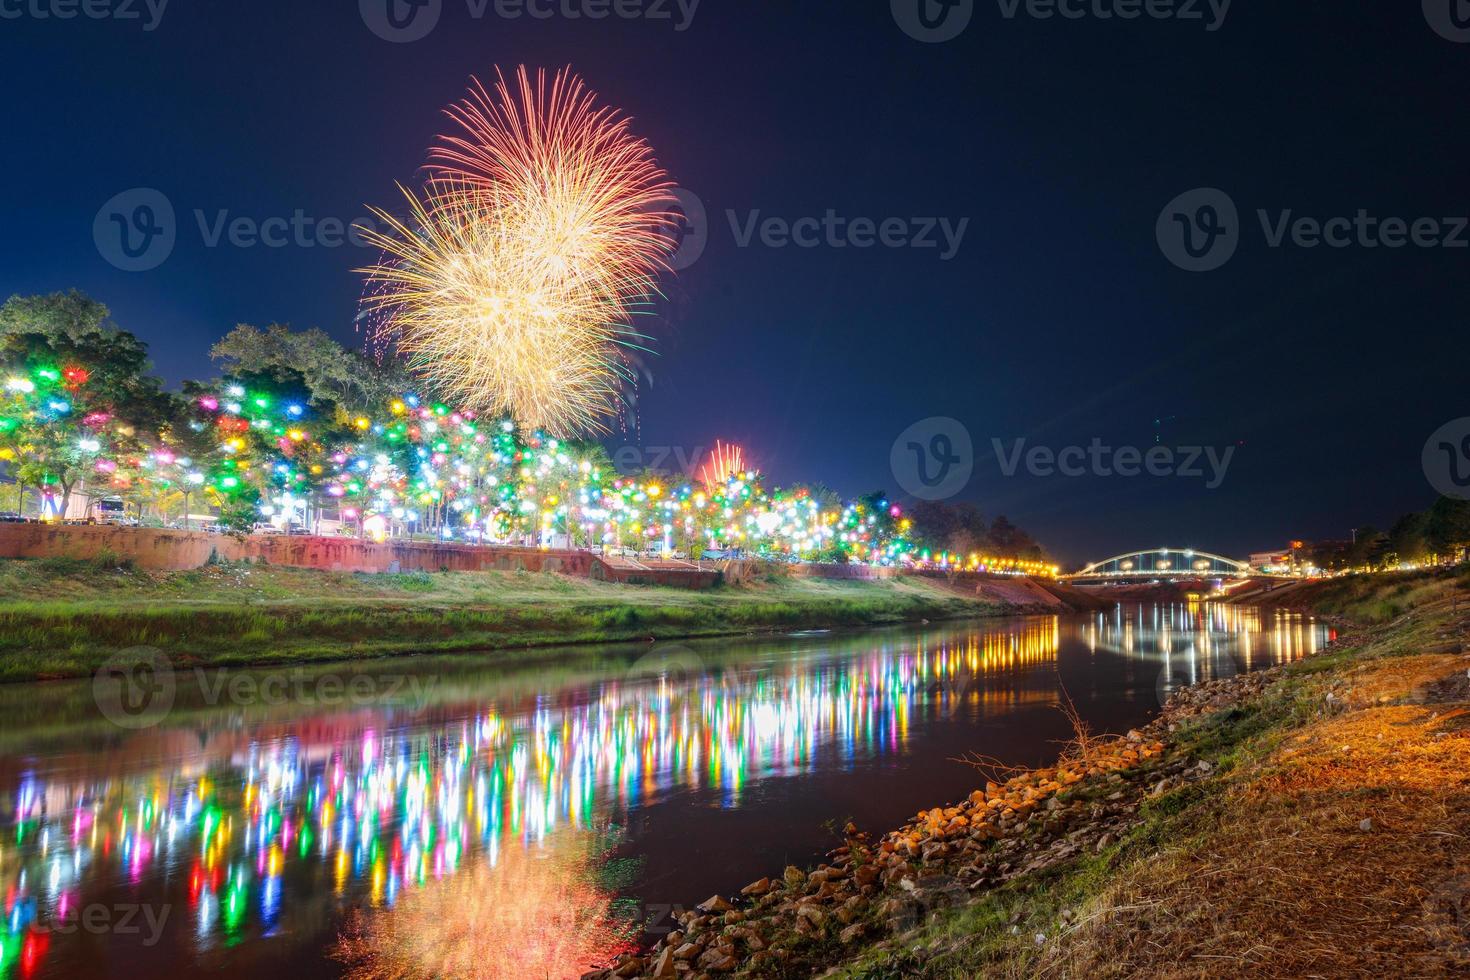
[2,2,1464,564]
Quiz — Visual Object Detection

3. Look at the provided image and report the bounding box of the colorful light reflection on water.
[0,604,1331,979]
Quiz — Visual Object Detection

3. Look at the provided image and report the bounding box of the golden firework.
[359,67,676,436]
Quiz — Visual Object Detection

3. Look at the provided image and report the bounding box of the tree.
[184,365,359,532]
[0,290,112,344]
[211,323,414,416]
[1387,511,1430,565]
[0,318,171,517]
[1346,526,1389,569]
[1424,497,1470,559]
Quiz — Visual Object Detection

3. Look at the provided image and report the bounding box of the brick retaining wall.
[0,523,598,577]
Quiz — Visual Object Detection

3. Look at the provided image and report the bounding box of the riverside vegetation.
[596,566,1470,979]
[0,555,1020,683]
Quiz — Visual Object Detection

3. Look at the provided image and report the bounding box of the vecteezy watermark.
[360,0,699,42]
[1424,0,1470,43]
[190,668,441,711]
[892,418,974,501]
[359,0,442,42]
[0,0,169,30]
[649,191,967,267]
[94,648,442,729]
[93,646,176,729]
[94,188,382,272]
[994,0,1231,31]
[728,210,969,261]
[892,0,1230,42]
[992,438,1236,489]
[93,188,177,272]
[1155,649,1238,708]
[1423,874,1470,956]
[892,0,975,43]
[1155,187,1239,272]
[1423,418,1470,501]
[611,444,708,478]
[10,902,172,946]
[624,644,707,687]
[1158,187,1470,272]
[652,187,708,271]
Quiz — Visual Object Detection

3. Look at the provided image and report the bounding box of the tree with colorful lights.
[0,302,173,518]
[0,293,1054,571]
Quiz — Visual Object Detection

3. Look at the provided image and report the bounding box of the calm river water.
[0,603,1332,979]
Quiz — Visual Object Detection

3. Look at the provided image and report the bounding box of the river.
[0,603,1332,979]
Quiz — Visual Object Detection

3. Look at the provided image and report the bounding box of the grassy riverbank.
[0,556,1015,683]
[607,566,1470,979]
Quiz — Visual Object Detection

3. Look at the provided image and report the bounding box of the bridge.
[1063,548,1252,582]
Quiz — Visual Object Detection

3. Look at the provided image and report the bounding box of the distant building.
[1247,540,1315,575]
[1248,549,1293,573]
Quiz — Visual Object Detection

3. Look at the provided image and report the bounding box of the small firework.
[699,440,745,486]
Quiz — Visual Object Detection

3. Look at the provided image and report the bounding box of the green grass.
[0,558,1008,682]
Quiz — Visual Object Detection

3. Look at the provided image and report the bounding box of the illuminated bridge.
[1064,548,1252,581]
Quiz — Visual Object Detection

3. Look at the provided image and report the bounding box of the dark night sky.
[1,2,1464,564]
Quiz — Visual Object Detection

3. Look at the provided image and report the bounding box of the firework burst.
[700,440,746,486]
[359,67,676,436]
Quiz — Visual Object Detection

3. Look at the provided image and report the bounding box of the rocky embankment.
[588,668,1294,980]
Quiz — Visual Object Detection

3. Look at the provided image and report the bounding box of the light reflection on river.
[0,603,1332,979]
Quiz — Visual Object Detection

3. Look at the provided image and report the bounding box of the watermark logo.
[624,643,708,688]
[892,417,974,501]
[728,210,968,261]
[611,444,708,478]
[360,0,442,42]
[1155,650,1238,708]
[993,438,1236,489]
[94,655,441,729]
[647,193,966,266]
[0,0,170,31]
[93,646,176,729]
[10,902,172,946]
[886,872,969,932]
[1157,187,1238,272]
[1424,0,1470,43]
[895,0,1231,40]
[94,188,176,272]
[191,668,441,713]
[1158,188,1470,272]
[1423,418,1470,501]
[657,187,708,271]
[892,0,974,43]
[94,188,383,271]
[361,0,699,41]
[1423,875,1470,956]
[995,0,1231,31]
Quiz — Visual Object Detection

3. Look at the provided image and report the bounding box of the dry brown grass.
[1037,651,1470,979]
[957,685,1127,786]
